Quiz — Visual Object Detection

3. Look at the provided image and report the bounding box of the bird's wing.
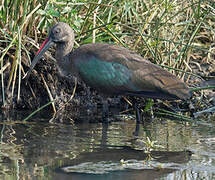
[73,43,190,99]
[125,60,190,99]
[75,56,135,94]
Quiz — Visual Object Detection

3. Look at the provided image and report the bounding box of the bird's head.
[23,22,74,79]
[49,22,74,43]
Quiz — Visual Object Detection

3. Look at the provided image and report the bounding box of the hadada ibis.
[24,22,191,122]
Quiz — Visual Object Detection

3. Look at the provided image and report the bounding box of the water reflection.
[0,112,214,179]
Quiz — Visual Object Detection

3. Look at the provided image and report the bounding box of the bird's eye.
[54,28,61,34]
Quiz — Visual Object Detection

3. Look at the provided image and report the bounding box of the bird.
[24,22,191,123]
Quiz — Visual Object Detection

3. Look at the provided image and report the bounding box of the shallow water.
[0,111,215,180]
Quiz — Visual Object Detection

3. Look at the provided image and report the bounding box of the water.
[0,111,215,180]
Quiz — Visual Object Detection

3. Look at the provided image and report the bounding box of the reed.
[0,0,214,113]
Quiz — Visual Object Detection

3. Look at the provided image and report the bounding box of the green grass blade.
[23,100,55,122]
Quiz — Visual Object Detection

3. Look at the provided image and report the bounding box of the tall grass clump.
[0,0,214,109]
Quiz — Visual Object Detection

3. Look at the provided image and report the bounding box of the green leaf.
[37,9,46,16]
[48,9,60,17]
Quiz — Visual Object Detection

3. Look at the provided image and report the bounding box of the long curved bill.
[23,37,54,79]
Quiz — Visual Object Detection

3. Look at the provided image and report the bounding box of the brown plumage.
[67,43,191,100]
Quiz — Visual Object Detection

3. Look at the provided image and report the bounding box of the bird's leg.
[131,98,142,124]
[100,97,109,123]
[134,103,142,124]
[133,122,140,136]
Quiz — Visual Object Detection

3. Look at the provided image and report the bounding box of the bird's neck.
[55,40,74,60]
[55,40,75,77]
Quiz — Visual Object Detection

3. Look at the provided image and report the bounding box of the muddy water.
[0,111,214,180]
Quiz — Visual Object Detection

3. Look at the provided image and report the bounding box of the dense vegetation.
[0,0,214,120]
